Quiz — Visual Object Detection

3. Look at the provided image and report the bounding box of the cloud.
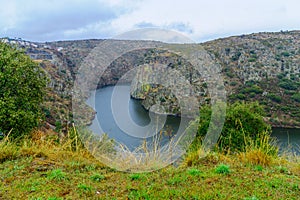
[135,22,157,29]
[0,0,133,41]
[110,0,300,42]
[114,28,194,43]
[166,22,193,34]
[0,0,299,42]
[134,21,193,35]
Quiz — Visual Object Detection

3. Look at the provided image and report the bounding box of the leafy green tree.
[0,42,47,138]
[198,102,270,152]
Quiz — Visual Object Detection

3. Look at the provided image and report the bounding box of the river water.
[88,85,180,150]
[88,85,300,154]
[271,128,300,154]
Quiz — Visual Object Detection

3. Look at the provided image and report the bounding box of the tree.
[198,101,270,152]
[0,42,47,138]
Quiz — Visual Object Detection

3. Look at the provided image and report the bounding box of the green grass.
[0,134,299,199]
[187,168,202,176]
[0,156,299,199]
[215,164,230,175]
[129,174,142,181]
[90,173,105,182]
[47,169,66,181]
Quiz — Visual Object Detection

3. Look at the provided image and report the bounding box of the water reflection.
[88,85,300,154]
[271,128,300,154]
[88,85,180,150]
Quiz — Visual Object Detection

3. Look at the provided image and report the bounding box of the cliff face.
[3,30,300,129]
[202,31,300,127]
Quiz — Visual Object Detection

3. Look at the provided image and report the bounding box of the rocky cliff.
[3,30,300,129]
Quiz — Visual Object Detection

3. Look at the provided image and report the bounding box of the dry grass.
[0,128,300,199]
[0,128,104,170]
[0,126,298,174]
[238,149,273,166]
[0,126,187,172]
[182,146,210,167]
[237,131,278,166]
[89,119,199,172]
[99,132,183,172]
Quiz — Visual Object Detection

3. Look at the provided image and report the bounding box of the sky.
[0,0,299,42]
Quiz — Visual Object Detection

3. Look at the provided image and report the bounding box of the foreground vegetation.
[1,38,299,199]
[0,42,47,138]
[0,129,299,200]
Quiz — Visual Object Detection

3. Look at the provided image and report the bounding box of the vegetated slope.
[3,30,299,129]
[202,31,300,127]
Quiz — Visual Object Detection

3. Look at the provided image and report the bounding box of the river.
[88,85,300,154]
[271,128,300,154]
[87,85,180,150]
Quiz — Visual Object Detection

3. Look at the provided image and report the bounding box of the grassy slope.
[0,135,299,200]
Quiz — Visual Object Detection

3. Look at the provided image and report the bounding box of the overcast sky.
[0,0,299,42]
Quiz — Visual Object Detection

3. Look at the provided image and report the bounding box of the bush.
[230,81,237,86]
[281,51,290,57]
[248,58,257,62]
[277,73,285,79]
[267,93,282,103]
[0,42,47,138]
[241,85,263,94]
[249,92,256,98]
[292,93,300,102]
[231,52,241,61]
[198,102,271,152]
[278,79,299,90]
[226,71,234,78]
[236,93,246,100]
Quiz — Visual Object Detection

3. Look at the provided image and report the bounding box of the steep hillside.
[202,31,300,127]
[2,30,299,129]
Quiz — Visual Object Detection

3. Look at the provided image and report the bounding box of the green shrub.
[248,58,257,62]
[281,51,290,57]
[198,102,271,152]
[226,71,234,78]
[245,80,257,86]
[230,81,237,86]
[267,93,282,103]
[231,52,241,61]
[278,79,299,90]
[55,121,62,133]
[236,93,246,100]
[277,73,285,79]
[249,92,256,98]
[241,85,263,94]
[0,42,47,138]
[292,93,300,102]
[284,90,296,95]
